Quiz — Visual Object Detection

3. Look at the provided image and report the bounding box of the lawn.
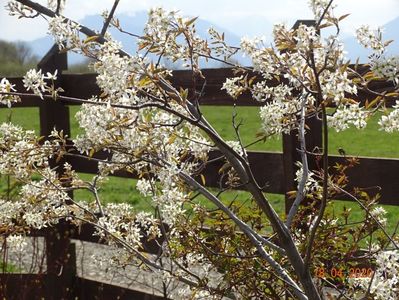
[3,105,399,157]
[0,105,398,234]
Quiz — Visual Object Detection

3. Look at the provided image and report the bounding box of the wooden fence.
[1,41,398,299]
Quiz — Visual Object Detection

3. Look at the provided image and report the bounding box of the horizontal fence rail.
[3,71,399,206]
[66,148,399,205]
[0,274,165,300]
[7,68,397,107]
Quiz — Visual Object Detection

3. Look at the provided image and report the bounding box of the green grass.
[329,111,399,158]
[0,107,40,134]
[0,262,20,273]
[0,105,398,235]
[2,106,399,157]
[73,176,398,235]
[200,106,282,152]
[73,175,153,212]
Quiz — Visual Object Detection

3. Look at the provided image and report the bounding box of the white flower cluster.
[0,123,55,180]
[251,82,292,103]
[74,96,209,227]
[240,20,365,137]
[136,178,155,197]
[241,35,279,80]
[23,69,58,99]
[319,70,358,105]
[0,123,73,231]
[6,1,37,18]
[141,7,207,69]
[0,178,70,231]
[95,203,162,250]
[48,15,81,50]
[0,78,20,108]
[259,98,300,136]
[47,0,65,12]
[369,206,388,226]
[327,103,368,132]
[240,36,259,56]
[221,76,245,99]
[370,55,399,83]
[153,186,187,225]
[294,24,319,55]
[93,41,148,98]
[379,101,399,132]
[349,249,399,300]
[356,25,386,54]
[308,0,336,21]
[356,25,399,83]
[135,211,162,238]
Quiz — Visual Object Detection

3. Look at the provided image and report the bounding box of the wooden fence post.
[37,44,77,299]
[283,20,322,215]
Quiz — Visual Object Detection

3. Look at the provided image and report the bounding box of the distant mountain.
[343,17,399,63]
[30,11,246,67]
[30,13,399,67]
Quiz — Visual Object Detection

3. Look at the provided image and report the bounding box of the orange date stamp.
[315,267,374,279]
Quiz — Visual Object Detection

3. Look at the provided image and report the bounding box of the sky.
[1,0,399,42]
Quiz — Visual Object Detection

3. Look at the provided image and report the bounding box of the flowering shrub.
[0,0,399,299]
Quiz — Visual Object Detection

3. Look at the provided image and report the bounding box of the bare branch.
[286,95,309,227]
[100,0,120,37]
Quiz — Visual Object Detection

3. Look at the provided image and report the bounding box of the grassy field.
[4,105,399,156]
[0,105,398,234]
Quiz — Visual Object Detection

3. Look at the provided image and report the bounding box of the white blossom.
[48,15,81,50]
[349,249,399,300]
[370,55,399,83]
[136,179,154,197]
[370,206,387,226]
[356,25,386,54]
[308,0,336,21]
[328,103,368,132]
[259,99,300,136]
[379,101,399,132]
[6,1,37,18]
[47,0,65,12]
[0,78,20,107]
[22,69,58,99]
[23,69,47,99]
[251,82,292,103]
[221,76,245,98]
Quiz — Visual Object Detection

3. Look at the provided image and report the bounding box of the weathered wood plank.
[330,155,399,206]
[74,277,166,300]
[66,149,399,205]
[4,66,396,108]
[0,274,47,299]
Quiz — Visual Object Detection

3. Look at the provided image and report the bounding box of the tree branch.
[286,95,309,227]
[100,0,120,37]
